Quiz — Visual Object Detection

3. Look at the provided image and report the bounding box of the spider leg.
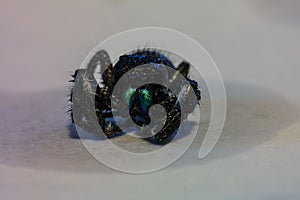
[176,61,190,77]
[146,106,181,145]
[93,52,125,138]
[174,62,201,115]
[95,85,125,138]
[70,50,121,137]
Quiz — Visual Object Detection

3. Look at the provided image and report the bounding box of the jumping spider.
[69,49,201,145]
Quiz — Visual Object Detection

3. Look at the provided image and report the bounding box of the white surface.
[1,0,300,199]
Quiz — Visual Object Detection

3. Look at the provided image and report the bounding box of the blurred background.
[1,0,300,199]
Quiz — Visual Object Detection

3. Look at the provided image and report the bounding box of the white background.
[0,0,300,199]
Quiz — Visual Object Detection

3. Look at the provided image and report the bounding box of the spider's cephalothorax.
[69,50,201,144]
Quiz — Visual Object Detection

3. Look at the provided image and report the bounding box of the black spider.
[69,49,201,145]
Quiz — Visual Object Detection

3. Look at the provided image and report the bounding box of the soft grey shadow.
[0,81,299,173]
[174,81,300,169]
